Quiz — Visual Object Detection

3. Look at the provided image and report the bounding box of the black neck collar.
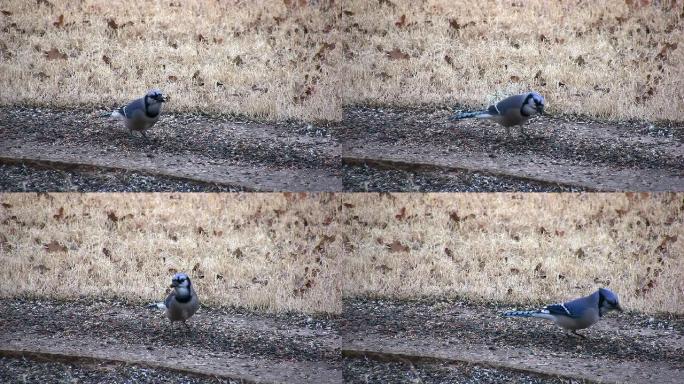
[520,94,534,117]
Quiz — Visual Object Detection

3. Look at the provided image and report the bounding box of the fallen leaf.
[168,75,178,81]
[107,18,118,30]
[102,55,111,65]
[575,55,586,66]
[233,55,243,66]
[44,48,67,60]
[197,33,205,42]
[657,42,678,60]
[386,48,409,60]
[375,264,392,274]
[53,207,64,221]
[395,207,406,220]
[2,10,13,16]
[44,240,67,253]
[33,264,50,274]
[0,233,10,251]
[102,247,112,258]
[107,211,119,222]
[395,14,406,28]
[233,248,244,259]
[53,14,64,28]
[449,19,473,30]
[387,240,409,253]
[510,75,520,82]
[444,55,452,65]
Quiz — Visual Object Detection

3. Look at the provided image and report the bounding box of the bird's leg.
[520,125,531,138]
[573,330,587,339]
[567,330,587,339]
[140,130,150,143]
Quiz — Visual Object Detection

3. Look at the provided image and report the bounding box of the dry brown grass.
[1,1,681,121]
[0,0,343,121]
[0,193,344,314]
[341,0,684,121]
[341,193,684,314]
[1,193,682,314]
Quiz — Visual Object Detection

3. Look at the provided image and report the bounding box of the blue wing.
[545,299,588,318]
[122,98,145,119]
[164,291,175,308]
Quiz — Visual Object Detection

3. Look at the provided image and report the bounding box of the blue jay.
[109,89,169,140]
[503,288,623,338]
[148,273,199,329]
[450,92,545,136]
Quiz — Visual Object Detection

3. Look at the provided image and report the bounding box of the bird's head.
[598,288,623,316]
[523,91,545,116]
[146,89,170,103]
[170,273,191,289]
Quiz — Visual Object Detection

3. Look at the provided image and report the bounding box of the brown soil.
[4,106,682,192]
[341,297,684,384]
[0,299,341,384]
[340,106,684,191]
[0,107,342,192]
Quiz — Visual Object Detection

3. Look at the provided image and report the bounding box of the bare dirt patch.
[0,356,239,384]
[0,299,341,384]
[0,107,342,191]
[340,106,684,191]
[341,298,684,384]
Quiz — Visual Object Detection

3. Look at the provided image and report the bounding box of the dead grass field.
[0,0,344,121]
[341,193,684,314]
[0,0,681,121]
[341,0,684,122]
[1,193,682,314]
[0,193,344,314]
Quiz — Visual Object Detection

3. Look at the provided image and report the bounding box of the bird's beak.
[170,281,178,288]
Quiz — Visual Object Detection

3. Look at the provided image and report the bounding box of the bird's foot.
[568,330,587,339]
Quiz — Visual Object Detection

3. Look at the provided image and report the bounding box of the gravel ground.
[0,299,340,364]
[0,163,244,192]
[342,164,583,192]
[0,356,237,384]
[341,297,684,383]
[4,105,680,191]
[342,297,684,363]
[339,105,684,191]
[2,298,681,382]
[0,107,339,170]
[0,106,340,192]
[340,105,684,170]
[344,358,574,384]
